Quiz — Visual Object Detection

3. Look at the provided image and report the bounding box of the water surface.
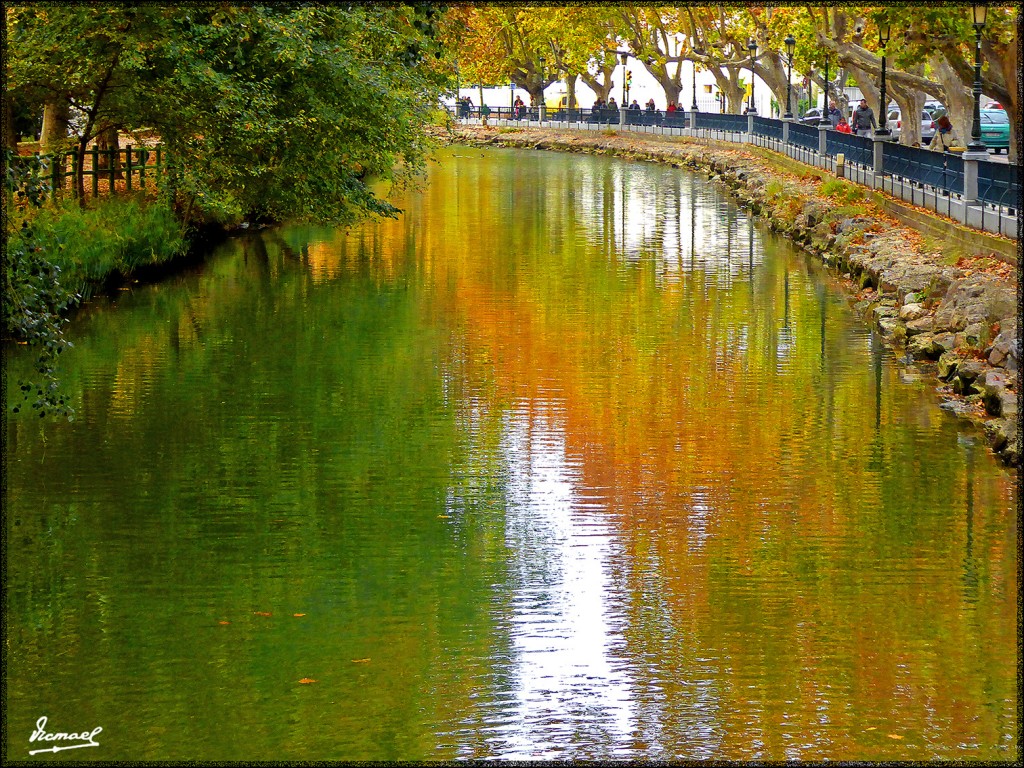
[4,146,1017,761]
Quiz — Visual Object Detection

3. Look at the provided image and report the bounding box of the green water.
[4,146,1017,761]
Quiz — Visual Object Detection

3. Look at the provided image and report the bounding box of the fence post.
[70,150,79,199]
[47,152,59,200]
[782,118,791,145]
[619,107,626,129]
[747,112,755,136]
[818,123,829,160]
[539,104,546,123]
[689,108,698,133]
[961,150,984,203]
[872,135,887,188]
[125,144,133,192]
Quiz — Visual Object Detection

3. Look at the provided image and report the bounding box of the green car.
[979,109,1009,153]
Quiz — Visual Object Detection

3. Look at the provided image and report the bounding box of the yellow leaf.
[293,613,306,617]
[352,658,371,663]
[298,678,317,684]
[887,734,903,740]
[254,611,272,617]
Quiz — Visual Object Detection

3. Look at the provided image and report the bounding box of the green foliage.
[9,196,188,299]
[821,178,864,204]
[7,4,453,226]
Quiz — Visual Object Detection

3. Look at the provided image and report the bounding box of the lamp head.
[972,3,988,27]
[878,21,891,46]
[784,34,796,56]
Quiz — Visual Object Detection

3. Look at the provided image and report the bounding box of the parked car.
[885,108,936,144]
[979,108,1010,153]
[799,107,826,126]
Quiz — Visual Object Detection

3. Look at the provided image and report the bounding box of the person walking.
[835,116,852,134]
[827,100,843,128]
[850,98,877,137]
[930,115,962,152]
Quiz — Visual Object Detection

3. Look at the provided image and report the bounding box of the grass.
[7,194,188,300]
[820,178,864,203]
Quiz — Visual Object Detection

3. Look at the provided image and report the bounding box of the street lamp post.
[620,52,628,105]
[875,21,891,136]
[784,35,795,118]
[747,39,758,113]
[820,55,830,125]
[692,49,701,110]
[968,3,988,152]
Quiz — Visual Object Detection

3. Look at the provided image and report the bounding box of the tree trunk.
[888,62,926,146]
[96,123,123,178]
[566,73,578,110]
[711,67,746,114]
[41,98,71,197]
[580,66,615,103]
[930,55,975,152]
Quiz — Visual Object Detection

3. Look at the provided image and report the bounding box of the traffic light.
[626,70,633,86]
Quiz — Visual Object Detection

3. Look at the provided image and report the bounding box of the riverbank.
[432,123,1020,466]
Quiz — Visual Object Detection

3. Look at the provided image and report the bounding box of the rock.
[977,370,1010,414]
[934,275,1017,332]
[988,325,1019,371]
[933,333,956,353]
[878,317,902,338]
[905,316,934,336]
[908,333,943,359]
[937,351,961,380]
[872,304,898,320]
[899,303,928,321]
[962,322,993,349]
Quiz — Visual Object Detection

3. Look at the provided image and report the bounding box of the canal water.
[4,146,1017,761]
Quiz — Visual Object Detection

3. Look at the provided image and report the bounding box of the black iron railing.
[976,158,1020,208]
[787,122,819,152]
[825,132,874,167]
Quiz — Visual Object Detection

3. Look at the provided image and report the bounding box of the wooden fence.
[7,144,165,202]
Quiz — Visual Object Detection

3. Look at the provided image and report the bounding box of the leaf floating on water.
[218,621,231,625]
[864,727,876,731]
[351,658,371,663]
[887,734,903,740]
[437,515,451,519]
[293,613,306,618]
[298,678,318,684]
[253,611,272,617]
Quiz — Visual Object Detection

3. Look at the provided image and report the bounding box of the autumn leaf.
[218,620,231,625]
[293,613,306,617]
[253,611,272,617]
[887,734,904,740]
[298,678,318,684]
[351,658,371,663]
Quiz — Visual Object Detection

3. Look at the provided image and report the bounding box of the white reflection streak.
[495,399,634,758]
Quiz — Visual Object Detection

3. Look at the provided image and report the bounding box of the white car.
[886,108,936,144]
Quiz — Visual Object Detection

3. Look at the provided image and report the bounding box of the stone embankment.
[433,124,1021,466]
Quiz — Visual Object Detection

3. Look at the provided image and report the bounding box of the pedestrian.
[827,100,842,128]
[667,101,677,113]
[480,103,491,126]
[930,114,962,152]
[646,99,656,112]
[629,99,640,110]
[835,116,852,134]
[514,95,525,120]
[850,98,877,136]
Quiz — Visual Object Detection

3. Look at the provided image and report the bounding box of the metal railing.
[788,122,819,152]
[824,132,874,168]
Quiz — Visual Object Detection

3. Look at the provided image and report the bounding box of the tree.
[6,3,452,224]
